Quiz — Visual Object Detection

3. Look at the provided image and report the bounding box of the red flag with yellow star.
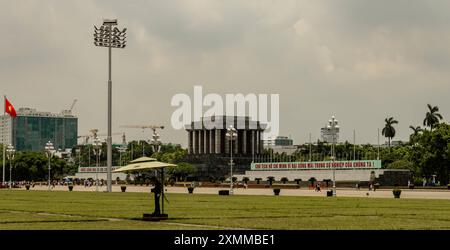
[5,97,17,118]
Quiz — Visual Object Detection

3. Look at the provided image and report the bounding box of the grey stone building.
[185,116,265,156]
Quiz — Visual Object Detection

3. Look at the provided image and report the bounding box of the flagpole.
[2,95,6,185]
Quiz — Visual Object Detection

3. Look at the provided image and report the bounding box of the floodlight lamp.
[103,19,118,25]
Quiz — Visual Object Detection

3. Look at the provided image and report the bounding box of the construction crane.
[77,129,124,144]
[120,125,164,156]
[61,99,78,116]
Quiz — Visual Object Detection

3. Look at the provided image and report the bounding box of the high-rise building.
[0,107,78,151]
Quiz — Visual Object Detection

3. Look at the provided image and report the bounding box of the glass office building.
[1,108,78,152]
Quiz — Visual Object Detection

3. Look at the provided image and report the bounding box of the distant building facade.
[185,116,265,156]
[0,107,78,151]
[274,136,293,146]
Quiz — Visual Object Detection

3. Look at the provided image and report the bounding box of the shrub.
[273,188,281,195]
[393,189,401,198]
[219,190,229,195]
[267,176,275,186]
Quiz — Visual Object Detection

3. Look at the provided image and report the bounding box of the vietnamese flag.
[5,97,17,118]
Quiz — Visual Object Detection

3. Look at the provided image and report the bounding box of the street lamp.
[226,125,237,194]
[94,19,127,192]
[92,136,102,192]
[150,130,162,153]
[326,116,339,197]
[118,146,126,166]
[44,141,55,190]
[6,144,15,189]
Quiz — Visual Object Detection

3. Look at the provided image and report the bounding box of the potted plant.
[255,178,262,184]
[273,188,281,195]
[25,184,30,190]
[68,185,74,191]
[242,177,250,185]
[393,189,401,198]
[280,177,289,184]
[188,186,194,194]
[121,186,127,192]
[267,176,275,186]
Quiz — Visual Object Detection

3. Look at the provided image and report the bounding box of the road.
[22,184,450,200]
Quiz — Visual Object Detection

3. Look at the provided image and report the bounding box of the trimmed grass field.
[1,190,450,229]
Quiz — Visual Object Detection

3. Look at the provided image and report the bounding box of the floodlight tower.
[326,116,339,197]
[94,19,127,192]
[226,125,237,194]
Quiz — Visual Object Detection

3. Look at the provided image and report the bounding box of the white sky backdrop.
[1,0,449,146]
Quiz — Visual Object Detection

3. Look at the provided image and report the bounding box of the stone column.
[256,130,260,154]
[188,130,192,154]
[251,130,255,158]
[215,129,221,154]
[243,130,247,154]
[204,130,209,154]
[210,130,214,154]
[199,130,204,154]
[192,130,197,154]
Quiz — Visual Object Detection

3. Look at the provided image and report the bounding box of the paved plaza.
[23,185,450,200]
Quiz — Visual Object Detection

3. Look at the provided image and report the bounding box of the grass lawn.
[1,190,450,230]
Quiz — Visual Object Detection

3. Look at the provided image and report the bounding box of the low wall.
[235,169,385,182]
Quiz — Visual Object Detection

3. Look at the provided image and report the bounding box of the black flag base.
[143,213,168,221]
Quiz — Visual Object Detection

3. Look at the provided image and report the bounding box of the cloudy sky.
[1,0,449,147]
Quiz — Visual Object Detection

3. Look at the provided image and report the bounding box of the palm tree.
[423,104,443,131]
[382,117,398,150]
[409,125,422,142]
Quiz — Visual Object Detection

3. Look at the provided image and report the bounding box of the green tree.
[267,176,275,186]
[382,117,398,151]
[423,104,443,131]
[409,125,422,142]
[280,177,289,184]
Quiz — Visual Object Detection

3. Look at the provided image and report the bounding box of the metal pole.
[353,129,356,160]
[2,96,5,185]
[332,120,336,197]
[309,133,312,161]
[106,25,113,193]
[96,151,99,192]
[377,128,380,160]
[48,155,51,191]
[9,158,12,189]
[230,134,233,194]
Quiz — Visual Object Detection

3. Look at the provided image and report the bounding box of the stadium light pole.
[327,116,339,197]
[92,136,102,192]
[226,125,237,195]
[44,141,55,191]
[94,19,127,192]
[6,144,15,189]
